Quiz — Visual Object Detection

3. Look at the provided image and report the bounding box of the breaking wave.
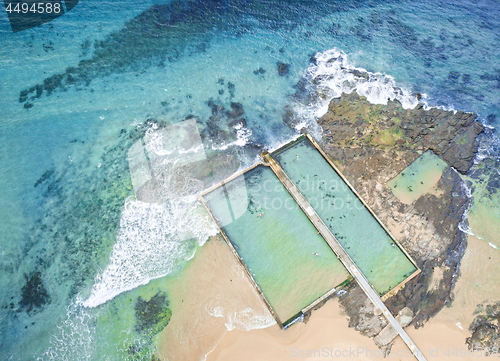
[35,302,96,361]
[83,197,217,308]
[293,48,419,133]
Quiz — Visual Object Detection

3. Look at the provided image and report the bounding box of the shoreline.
[199,234,500,361]
[158,89,500,361]
[157,91,498,360]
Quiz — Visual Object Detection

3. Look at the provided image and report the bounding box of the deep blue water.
[0,0,499,359]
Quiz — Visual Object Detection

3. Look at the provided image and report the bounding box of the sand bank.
[158,228,499,361]
[206,234,500,361]
[157,236,275,361]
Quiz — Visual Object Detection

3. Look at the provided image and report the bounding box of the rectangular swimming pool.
[201,164,348,326]
[271,135,418,296]
[387,150,448,204]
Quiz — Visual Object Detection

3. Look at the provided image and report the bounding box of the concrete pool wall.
[199,134,420,327]
[269,134,420,298]
[199,163,349,327]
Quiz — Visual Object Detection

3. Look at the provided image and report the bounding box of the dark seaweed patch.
[134,292,172,334]
[19,271,50,313]
[34,168,55,188]
[18,0,372,107]
[253,67,266,75]
[277,61,290,76]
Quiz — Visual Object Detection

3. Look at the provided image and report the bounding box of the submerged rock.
[134,292,172,334]
[253,67,266,75]
[277,61,290,76]
[18,0,359,107]
[19,271,50,313]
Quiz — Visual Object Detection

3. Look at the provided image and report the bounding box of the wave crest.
[293,48,419,134]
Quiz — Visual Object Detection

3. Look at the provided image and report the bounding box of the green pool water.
[203,165,348,324]
[387,150,449,204]
[272,137,417,295]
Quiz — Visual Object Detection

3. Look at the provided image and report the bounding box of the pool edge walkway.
[262,152,427,361]
[198,163,284,328]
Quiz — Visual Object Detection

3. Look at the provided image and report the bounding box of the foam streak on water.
[36,302,96,361]
[83,197,216,308]
[294,48,419,132]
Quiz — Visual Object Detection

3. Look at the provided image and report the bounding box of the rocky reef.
[19,271,50,313]
[134,292,172,334]
[5,99,253,349]
[18,0,368,109]
[289,92,484,349]
[467,302,500,352]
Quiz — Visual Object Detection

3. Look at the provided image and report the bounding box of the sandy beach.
[206,298,384,361]
[390,234,500,360]
[157,236,275,361]
[157,232,499,361]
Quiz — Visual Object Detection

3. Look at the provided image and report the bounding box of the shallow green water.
[203,165,348,324]
[387,150,449,204]
[272,137,417,295]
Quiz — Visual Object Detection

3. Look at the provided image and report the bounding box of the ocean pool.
[387,150,449,204]
[272,136,418,295]
[202,165,348,325]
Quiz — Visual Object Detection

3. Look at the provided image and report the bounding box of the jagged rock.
[229,118,246,129]
[226,102,244,119]
[467,324,499,351]
[318,93,483,174]
[339,284,387,338]
[466,302,500,351]
[293,91,484,344]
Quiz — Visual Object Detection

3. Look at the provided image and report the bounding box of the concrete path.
[263,153,427,361]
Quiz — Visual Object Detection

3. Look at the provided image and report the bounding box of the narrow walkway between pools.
[262,151,427,361]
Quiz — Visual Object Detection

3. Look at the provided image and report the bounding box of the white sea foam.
[202,306,274,361]
[204,301,275,360]
[36,302,96,360]
[210,124,253,151]
[223,307,276,331]
[475,129,500,163]
[83,198,217,308]
[294,48,419,133]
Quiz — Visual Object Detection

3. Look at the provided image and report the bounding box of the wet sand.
[158,229,499,361]
[157,236,275,361]
[206,234,500,361]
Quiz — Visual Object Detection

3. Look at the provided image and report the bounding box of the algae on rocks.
[135,291,172,335]
[289,91,484,348]
[467,302,500,352]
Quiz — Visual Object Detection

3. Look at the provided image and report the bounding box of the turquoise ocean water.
[0,0,499,359]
